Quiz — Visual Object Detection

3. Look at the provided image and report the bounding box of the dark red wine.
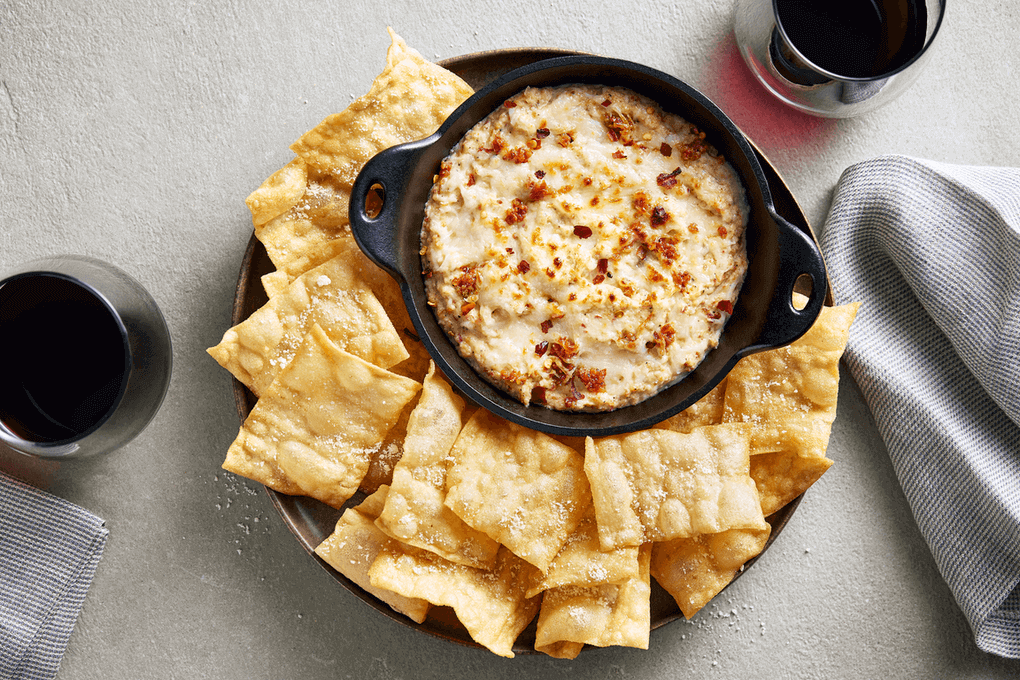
[775,0,928,78]
[0,274,128,442]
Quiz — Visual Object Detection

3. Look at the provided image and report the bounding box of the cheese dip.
[421,84,748,412]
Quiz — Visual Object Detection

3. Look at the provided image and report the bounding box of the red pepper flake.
[535,341,549,356]
[504,100,517,108]
[603,112,632,144]
[576,366,607,393]
[645,323,676,353]
[657,167,682,189]
[718,226,728,237]
[505,198,527,225]
[681,137,708,162]
[550,362,574,387]
[717,300,734,315]
[651,206,669,227]
[535,170,546,179]
[536,128,550,138]
[452,265,479,298]
[517,259,531,274]
[612,150,626,159]
[528,179,552,202]
[483,135,505,154]
[573,225,593,238]
[540,319,553,334]
[550,337,579,360]
[502,146,533,164]
[467,173,476,187]
[601,99,612,107]
[660,142,673,157]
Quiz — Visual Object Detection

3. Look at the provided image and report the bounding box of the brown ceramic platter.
[230,48,830,654]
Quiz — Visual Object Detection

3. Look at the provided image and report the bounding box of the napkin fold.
[0,471,109,680]
[820,155,1020,658]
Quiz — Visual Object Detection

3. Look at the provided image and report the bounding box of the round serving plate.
[230,48,831,654]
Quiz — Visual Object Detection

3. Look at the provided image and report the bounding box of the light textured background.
[2,1,1019,678]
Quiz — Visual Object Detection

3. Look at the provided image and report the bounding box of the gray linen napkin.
[820,154,1020,658]
[0,471,108,679]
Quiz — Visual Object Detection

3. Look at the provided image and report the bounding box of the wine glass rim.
[0,270,132,450]
[771,0,948,83]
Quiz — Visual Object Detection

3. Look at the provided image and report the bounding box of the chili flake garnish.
[657,167,682,189]
[681,136,708,162]
[505,198,527,225]
[651,206,669,227]
[549,337,579,361]
[540,319,553,334]
[576,366,607,393]
[535,341,549,356]
[452,265,479,298]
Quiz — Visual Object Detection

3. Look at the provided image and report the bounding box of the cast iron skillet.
[349,55,827,437]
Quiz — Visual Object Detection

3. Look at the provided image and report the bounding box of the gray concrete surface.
[2,1,1019,678]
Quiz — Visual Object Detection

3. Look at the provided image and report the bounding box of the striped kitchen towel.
[820,155,1020,658]
[0,471,108,679]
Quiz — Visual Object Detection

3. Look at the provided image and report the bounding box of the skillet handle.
[752,211,829,349]
[349,138,430,280]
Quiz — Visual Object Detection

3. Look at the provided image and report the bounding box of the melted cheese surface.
[422,85,748,411]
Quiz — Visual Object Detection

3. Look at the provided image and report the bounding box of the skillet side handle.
[348,141,425,280]
[752,212,829,349]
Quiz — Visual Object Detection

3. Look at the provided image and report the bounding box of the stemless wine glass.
[734,0,947,117]
[0,255,172,458]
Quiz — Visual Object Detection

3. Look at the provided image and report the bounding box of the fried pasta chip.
[444,410,590,573]
[722,300,859,514]
[369,545,541,658]
[207,246,409,397]
[526,507,640,599]
[245,158,308,228]
[750,450,835,517]
[375,364,500,569]
[251,163,352,280]
[584,424,768,551]
[222,324,420,508]
[654,379,727,434]
[247,30,473,282]
[260,269,291,299]
[534,544,652,659]
[314,486,430,623]
[290,28,474,184]
[650,527,770,619]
